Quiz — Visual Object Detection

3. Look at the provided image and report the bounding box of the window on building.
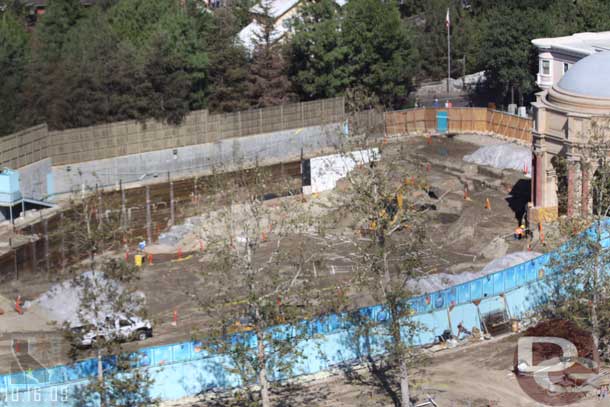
[542,60,550,75]
[563,62,570,73]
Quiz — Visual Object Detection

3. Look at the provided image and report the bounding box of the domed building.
[530,51,610,221]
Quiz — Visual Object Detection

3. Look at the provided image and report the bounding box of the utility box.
[436,111,448,134]
[0,168,22,205]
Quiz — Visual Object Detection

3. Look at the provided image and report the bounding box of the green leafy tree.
[287,0,348,100]
[232,0,258,30]
[110,0,210,121]
[0,11,28,136]
[340,0,418,108]
[34,0,83,62]
[196,166,323,407]
[59,192,157,407]
[331,132,426,407]
[477,5,553,105]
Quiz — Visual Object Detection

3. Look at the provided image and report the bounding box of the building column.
[581,162,591,216]
[567,160,575,217]
[567,159,582,217]
[534,151,546,207]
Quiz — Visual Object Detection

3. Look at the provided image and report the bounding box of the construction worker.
[15,295,23,315]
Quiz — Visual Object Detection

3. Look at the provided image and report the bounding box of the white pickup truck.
[72,315,153,347]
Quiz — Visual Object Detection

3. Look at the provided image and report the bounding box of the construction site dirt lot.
[0,133,539,374]
[161,335,603,407]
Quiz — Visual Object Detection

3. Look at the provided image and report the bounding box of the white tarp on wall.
[307,148,380,194]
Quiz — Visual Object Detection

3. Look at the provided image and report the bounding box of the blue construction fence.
[2,221,609,406]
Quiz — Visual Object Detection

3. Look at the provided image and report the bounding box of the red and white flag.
[445,8,450,30]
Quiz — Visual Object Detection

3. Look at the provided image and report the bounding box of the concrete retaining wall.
[50,124,343,196]
[18,158,52,201]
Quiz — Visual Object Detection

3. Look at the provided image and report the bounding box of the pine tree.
[247,0,293,108]
[341,0,419,108]
[287,0,348,101]
[0,11,28,136]
[206,9,250,112]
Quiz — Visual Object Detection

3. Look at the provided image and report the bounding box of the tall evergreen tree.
[248,0,293,108]
[477,5,553,105]
[34,0,82,62]
[341,0,419,108]
[19,0,84,129]
[287,0,348,100]
[0,11,28,136]
[206,9,250,112]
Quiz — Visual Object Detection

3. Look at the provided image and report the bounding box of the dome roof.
[557,51,610,98]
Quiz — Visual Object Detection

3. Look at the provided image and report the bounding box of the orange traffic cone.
[485,198,491,210]
[177,247,183,260]
[261,232,268,242]
[148,253,153,265]
[171,309,178,327]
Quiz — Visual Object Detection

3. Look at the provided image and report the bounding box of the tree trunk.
[97,347,106,407]
[592,219,602,350]
[399,357,411,407]
[257,328,271,407]
[97,348,103,382]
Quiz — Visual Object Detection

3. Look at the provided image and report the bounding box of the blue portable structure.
[436,111,448,133]
[0,167,53,223]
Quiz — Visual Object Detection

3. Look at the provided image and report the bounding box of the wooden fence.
[0,124,48,169]
[0,98,345,168]
[385,107,532,143]
[1,103,532,171]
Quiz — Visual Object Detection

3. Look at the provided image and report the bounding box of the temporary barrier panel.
[436,111,448,133]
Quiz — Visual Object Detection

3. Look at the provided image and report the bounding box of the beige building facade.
[530,51,610,221]
[532,31,610,89]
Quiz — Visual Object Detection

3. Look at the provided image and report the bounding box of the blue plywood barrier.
[5,221,610,406]
[449,303,480,335]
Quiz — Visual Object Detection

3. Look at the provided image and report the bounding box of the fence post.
[259,109,263,134]
[321,99,325,124]
[120,179,127,231]
[146,185,152,244]
[169,172,175,227]
[60,212,65,273]
[30,224,37,275]
[301,102,305,127]
[43,215,49,276]
[10,238,17,280]
[238,111,242,137]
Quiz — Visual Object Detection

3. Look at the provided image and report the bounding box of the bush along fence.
[2,221,608,407]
